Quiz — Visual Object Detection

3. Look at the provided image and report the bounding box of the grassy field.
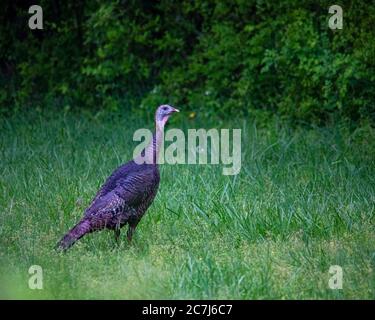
[0,110,374,299]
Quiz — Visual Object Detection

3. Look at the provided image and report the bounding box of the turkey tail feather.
[56,220,91,251]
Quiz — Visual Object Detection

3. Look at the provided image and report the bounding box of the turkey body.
[56,160,159,251]
[56,104,178,251]
[86,160,160,231]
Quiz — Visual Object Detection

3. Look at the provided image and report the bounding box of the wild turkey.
[56,105,179,251]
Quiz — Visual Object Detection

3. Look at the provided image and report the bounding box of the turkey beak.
[171,107,179,113]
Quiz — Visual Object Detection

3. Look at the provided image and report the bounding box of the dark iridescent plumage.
[56,105,179,251]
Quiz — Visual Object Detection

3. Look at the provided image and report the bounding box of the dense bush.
[1,0,374,123]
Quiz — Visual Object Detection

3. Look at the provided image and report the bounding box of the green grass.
[0,110,374,299]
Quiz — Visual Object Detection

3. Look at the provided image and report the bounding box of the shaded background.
[1,0,375,123]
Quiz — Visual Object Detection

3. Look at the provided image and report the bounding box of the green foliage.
[1,1,375,123]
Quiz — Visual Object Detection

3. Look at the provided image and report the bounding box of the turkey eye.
[163,107,168,111]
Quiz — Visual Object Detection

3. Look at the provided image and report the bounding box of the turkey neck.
[143,120,165,165]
